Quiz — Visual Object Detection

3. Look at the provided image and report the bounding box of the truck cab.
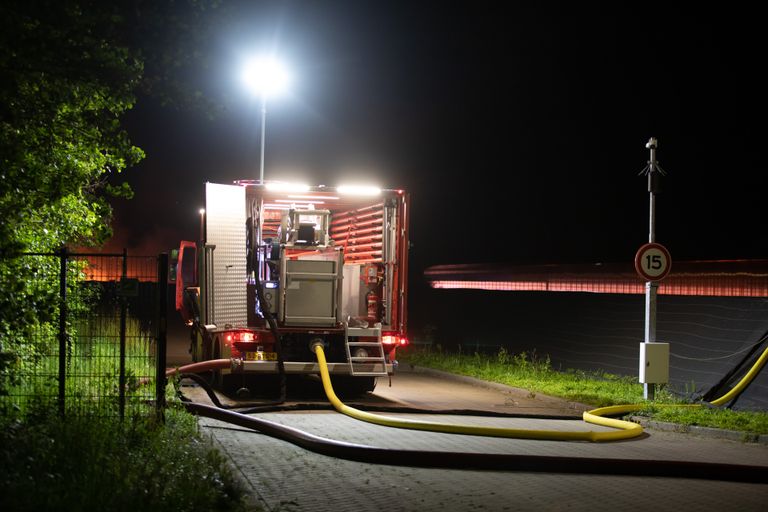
[175,181,409,395]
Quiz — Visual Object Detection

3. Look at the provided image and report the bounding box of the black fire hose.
[178,370,581,419]
[179,372,289,410]
[185,401,768,484]
[702,329,768,405]
[251,246,287,404]
[175,359,768,483]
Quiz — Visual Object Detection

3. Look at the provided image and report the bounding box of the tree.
[0,0,219,391]
[0,1,146,255]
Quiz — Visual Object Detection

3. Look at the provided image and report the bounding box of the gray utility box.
[639,342,670,384]
[281,259,340,326]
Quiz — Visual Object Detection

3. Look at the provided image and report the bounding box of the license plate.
[245,351,277,361]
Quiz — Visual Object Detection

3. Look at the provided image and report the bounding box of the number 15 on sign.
[635,243,672,281]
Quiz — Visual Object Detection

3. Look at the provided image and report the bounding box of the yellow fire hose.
[312,342,768,443]
[709,343,768,406]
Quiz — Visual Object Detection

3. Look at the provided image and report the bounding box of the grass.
[637,405,768,435]
[1,308,255,511]
[3,314,158,416]
[0,403,251,512]
[400,345,768,435]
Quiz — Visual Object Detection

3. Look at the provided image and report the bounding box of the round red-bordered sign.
[635,243,672,281]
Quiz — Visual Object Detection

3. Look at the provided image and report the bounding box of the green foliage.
[0,5,249,509]
[0,255,105,398]
[0,2,144,378]
[0,405,249,511]
[0,0,220,392]
[0,1,146,256]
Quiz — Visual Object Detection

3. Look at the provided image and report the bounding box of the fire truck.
[174,181,409,395]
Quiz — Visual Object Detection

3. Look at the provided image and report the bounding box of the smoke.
[100,215,195,257]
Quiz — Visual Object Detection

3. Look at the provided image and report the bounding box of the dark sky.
[111,1,767,278]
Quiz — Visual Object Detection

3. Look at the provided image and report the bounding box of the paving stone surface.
[195,369,768,511]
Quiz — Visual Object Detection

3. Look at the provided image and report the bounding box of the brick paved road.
[195,368,768,511]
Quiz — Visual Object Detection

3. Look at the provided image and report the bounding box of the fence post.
[156,253,168,420]
[58,246,68,417]
[119,248,127,420]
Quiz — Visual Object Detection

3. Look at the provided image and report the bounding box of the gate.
[0,249,168,418]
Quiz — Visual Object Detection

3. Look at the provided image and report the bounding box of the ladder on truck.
[344,324,387,376]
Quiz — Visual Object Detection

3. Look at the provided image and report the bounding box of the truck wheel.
[191,328,213,363]
[190,330,203,362]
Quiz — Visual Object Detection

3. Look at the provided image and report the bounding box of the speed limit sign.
[635,243,672,281]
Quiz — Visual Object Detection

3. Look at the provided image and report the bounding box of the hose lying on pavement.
[179,372,289,409]
[186,402,768,483]
[169,359,582,418]
[312,342,643,442]
[312,342,768,443]
[177,343,768,482]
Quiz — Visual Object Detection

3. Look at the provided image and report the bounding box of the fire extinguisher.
[366,289,379,321]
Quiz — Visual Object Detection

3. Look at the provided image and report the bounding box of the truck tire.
[190,330,203,363]
[190,328,213,363]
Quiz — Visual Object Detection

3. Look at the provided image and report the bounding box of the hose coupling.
[309,338,325,353]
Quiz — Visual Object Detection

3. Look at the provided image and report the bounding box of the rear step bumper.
[231,360,393,376]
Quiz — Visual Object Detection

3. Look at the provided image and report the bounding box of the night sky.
[111,1,767,279]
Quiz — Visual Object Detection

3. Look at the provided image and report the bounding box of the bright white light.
[264,182,310,192]
[288,195,339,201]
[337,185,382,196]
[275,199,325,205]
[241,56,291,97]
[199,208,206,215]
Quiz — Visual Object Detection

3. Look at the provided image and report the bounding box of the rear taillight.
[382,334,408,346]
[225,330,260,344]
[239,331,256,342]
[225,331,261,359]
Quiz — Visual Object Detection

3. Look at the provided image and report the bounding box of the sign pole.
[639,137,667,400]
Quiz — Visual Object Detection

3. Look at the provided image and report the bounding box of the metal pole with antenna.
[636,137,671,400]
[259,94,267,184]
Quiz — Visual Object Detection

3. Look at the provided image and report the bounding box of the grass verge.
[400,346,768,435]
[0,404,251,511]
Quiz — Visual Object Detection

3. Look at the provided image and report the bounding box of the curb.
[402,363,768,445]
[629,415,768,445]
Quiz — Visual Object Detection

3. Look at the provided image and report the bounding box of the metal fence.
[0,249,168,418]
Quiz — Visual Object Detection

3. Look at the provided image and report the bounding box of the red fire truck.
[174,181,409,395]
